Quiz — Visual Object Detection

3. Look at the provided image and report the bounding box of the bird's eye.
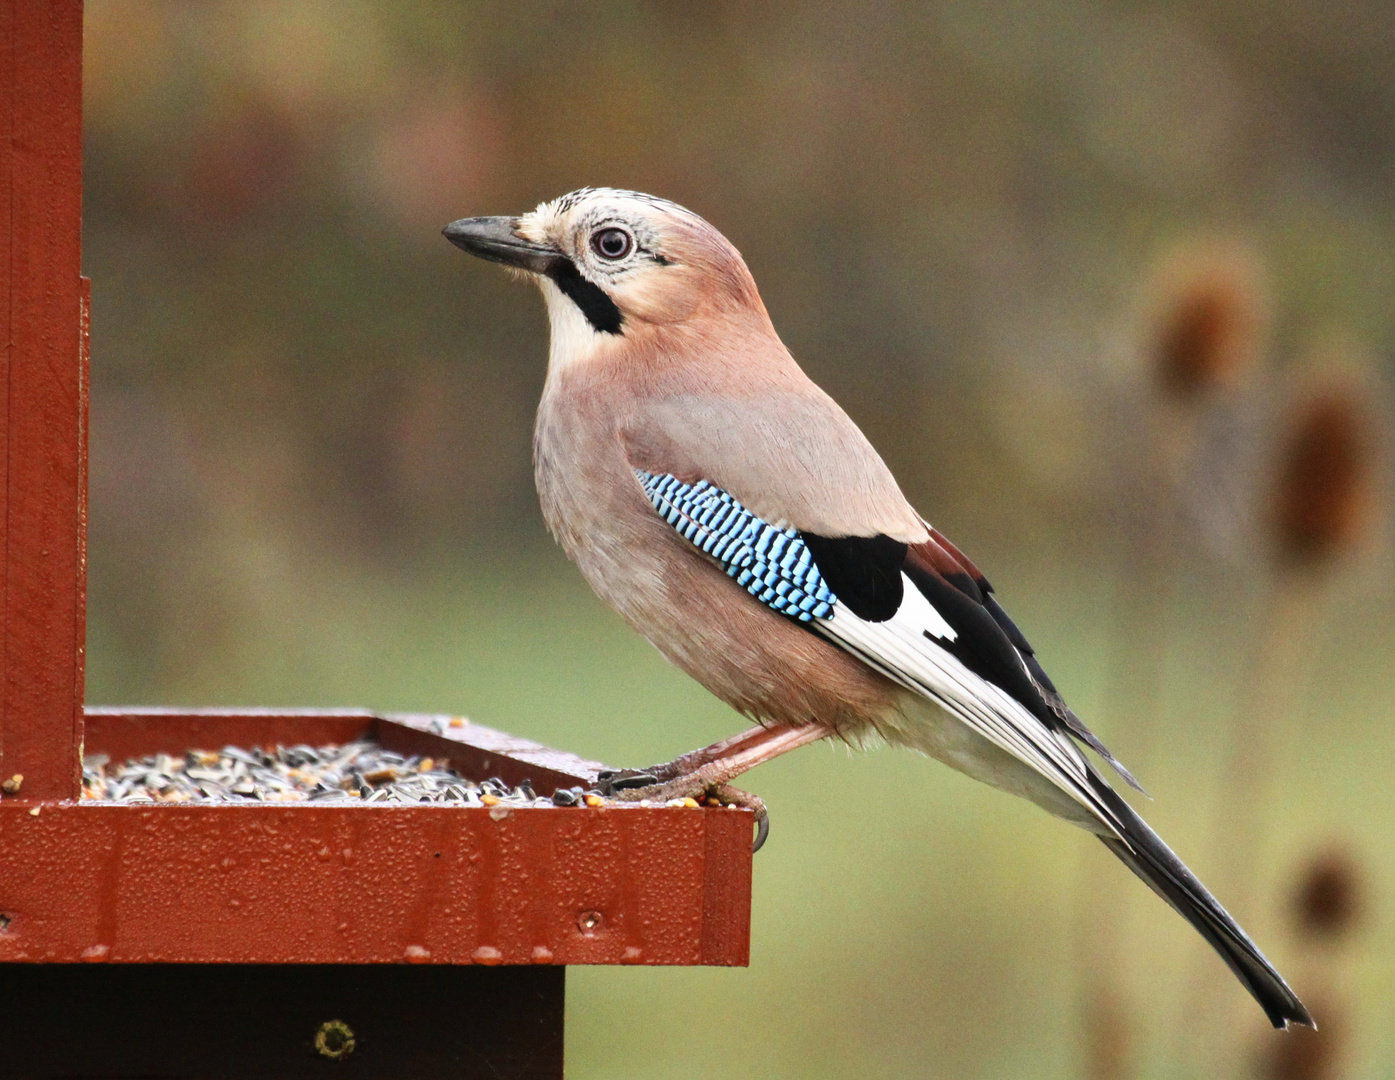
[591,227,634,261]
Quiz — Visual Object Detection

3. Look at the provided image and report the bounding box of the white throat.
[539,277,608,373]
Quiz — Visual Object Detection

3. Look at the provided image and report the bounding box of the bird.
[443,187,1313,1030]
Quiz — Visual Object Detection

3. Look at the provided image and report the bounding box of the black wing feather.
[1089,773,1313,1028]
[798,533,906,622]
[800,529,1142,791]
[981,592,1145,792]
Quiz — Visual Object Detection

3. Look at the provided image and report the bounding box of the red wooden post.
[0,0,87,803]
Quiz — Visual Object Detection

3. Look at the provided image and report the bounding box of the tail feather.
[1091,777,1314,1030]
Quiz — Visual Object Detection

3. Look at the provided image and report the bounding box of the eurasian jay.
[443,188,1312,1029]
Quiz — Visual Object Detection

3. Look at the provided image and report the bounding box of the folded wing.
[635,468,1136,809]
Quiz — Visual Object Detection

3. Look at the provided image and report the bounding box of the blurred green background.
[81,1,1393,1077]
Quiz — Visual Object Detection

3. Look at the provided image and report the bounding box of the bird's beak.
[442,216,559,274]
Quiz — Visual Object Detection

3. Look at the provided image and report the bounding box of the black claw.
[609,772,658,791]
[595,770,660,795]
[752,812,770,854]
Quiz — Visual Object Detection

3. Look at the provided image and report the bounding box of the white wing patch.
[814,574,1122,837]
[895,572,957,641]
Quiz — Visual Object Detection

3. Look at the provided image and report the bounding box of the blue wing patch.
[635,470,836,622]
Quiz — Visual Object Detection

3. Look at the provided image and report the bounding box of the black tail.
[1090,776,1314,1029]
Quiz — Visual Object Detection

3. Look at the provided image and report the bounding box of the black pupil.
[596,229,630,259]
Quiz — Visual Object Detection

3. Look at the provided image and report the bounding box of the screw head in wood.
[314,1019,356,1061]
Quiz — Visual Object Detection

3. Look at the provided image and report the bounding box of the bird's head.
[444,188,766,369]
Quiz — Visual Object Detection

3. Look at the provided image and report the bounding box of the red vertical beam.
[76,274,89,749]
[0,1,86,801]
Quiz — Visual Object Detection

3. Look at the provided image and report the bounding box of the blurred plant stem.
[1174,580,1324,1074]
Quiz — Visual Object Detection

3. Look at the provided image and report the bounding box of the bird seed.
[79,742,560,808]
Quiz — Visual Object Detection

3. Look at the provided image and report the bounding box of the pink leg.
[635,723,819,782]
[606,721,830,791]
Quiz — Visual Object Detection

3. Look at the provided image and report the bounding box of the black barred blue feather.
[635,471,837,621]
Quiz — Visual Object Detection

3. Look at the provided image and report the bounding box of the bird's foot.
[598,771,769,852]
[714,784,770,853]
[591,723,830,852]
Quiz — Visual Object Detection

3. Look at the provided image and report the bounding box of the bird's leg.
[598,724,794,790]
[602,722,831,803]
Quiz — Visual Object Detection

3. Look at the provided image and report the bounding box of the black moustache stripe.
[546,258,624,335]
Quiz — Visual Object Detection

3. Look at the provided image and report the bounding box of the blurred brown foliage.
[1272,388,1375,570]
[1149,248,1264,401]
[83,0,1395,571]
[1293,849,1364,943]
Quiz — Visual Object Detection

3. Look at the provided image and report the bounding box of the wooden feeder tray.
[0,7,754,1077]
[2,707,752,970]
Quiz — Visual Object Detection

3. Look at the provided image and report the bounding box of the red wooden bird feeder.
[0,6,753,1076]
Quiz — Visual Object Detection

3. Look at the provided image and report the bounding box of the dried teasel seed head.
[1271,387,1376,570]
[1144,243,1266,401]
[1292,849,1363,941]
